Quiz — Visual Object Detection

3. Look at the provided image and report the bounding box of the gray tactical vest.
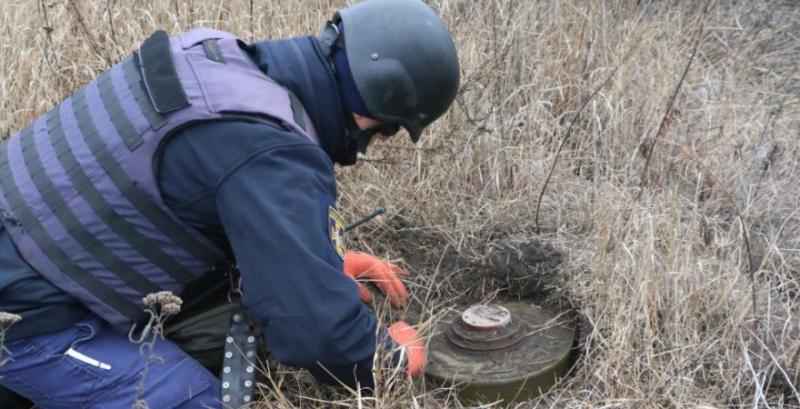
[0,29,319,332]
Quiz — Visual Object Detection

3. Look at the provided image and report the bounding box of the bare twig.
[792,340,800,387]
[106,0,118,45]
[131,292,182,408]
[38,0,69,89]
[249,0,255,36]
[680,146,759,335]
[534,36,643,233]
[68,0,109,64]
[639,4,708,190]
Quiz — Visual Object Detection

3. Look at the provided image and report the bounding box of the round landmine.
[425,302,575,404]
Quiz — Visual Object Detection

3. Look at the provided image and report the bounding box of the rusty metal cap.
[447,304,525,352]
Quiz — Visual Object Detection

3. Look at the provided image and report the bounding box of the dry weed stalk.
[131,291,182,409]
[679,146,760,333]
[0,312,22,368]
[638,2,710,190]
[533,34,642,234]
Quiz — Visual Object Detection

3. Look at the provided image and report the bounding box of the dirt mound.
[482,241,564,300]
[385,213,565,303]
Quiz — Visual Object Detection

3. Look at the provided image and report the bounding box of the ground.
[1,0,800,408]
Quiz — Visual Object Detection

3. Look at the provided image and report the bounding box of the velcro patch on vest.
[202,39,226,64]
[138,30,190,114]
[288,93,307,131]
[328,207,346,260]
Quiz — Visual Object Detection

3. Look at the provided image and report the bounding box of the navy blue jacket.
[0,35,378,388]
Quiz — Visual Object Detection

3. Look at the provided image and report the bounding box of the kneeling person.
[0,0,459,407]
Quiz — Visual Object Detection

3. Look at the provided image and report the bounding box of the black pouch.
[164,299,238,375]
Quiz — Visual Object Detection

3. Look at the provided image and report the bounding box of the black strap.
[121,56,167,130]
[42,106,196,284]
[137,30,190,114]
[20,119,161,296]
[97,71,143,150]
[220,305,258,407]
[0,138,145,324]
[70,91,223,268]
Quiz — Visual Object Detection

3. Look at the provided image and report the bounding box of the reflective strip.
[0,138,145,323]
[43,107,195,284]
[97,72,143,150]
[71,91,218,266]
[65,347,112,370]
[21,116,160,296]
[121,56,166,130]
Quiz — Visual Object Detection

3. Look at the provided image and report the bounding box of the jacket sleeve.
[214,140,377,388]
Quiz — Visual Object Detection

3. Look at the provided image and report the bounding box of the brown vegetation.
[2,0,799,407]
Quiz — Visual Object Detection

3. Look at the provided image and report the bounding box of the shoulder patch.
[328,207,346,260]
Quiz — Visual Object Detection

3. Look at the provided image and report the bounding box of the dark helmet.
[332,0,460,143]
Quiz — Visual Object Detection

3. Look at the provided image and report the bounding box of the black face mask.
[351,124,400,154]
[337,113,361,166]
[340,115,400,164]
[338,137,359,166]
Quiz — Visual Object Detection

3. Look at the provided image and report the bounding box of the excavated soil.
[382,213,567,305]
[352,214,592,399]
[348,214,591,372]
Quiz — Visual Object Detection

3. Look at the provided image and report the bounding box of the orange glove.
[343,251,409,309]
[388,321,426,378]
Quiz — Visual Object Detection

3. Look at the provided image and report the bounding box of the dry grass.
[2,0,800,408]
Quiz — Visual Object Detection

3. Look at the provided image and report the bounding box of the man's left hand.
[343,251,409,309]
[388,321,426,378]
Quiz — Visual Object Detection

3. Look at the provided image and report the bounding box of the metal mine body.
[425,302,575,404]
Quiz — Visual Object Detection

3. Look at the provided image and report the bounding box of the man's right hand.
[343,251,410,309]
